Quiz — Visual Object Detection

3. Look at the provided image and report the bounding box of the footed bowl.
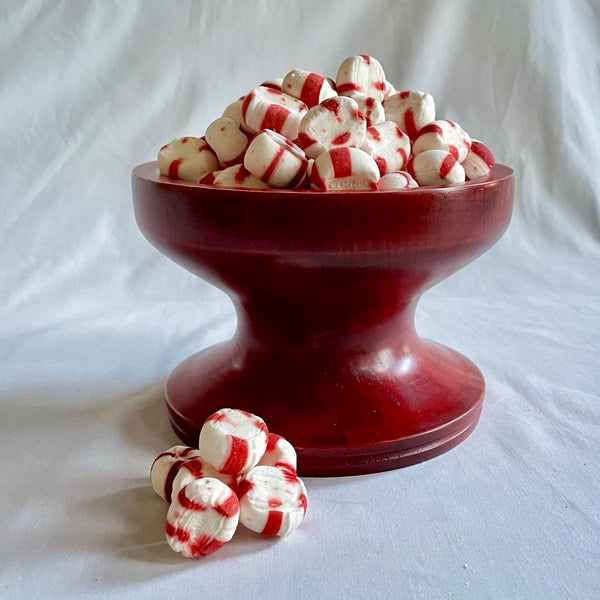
[132,162,513,476]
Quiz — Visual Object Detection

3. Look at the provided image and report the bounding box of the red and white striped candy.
[199,408,269,475]
[171,456,236,501]
[383,90,436,140]
[258,433,297,472]
[237,466,307,537]
[296,96,366,159]
[205,117,249,167]
[412,119,472,163]
[150,445,200,502]
[157,137,219,183]
[378,171,418,189]
[281,69,337,108]
[461,139,495,180]
[336,55,387,102]
[360,121,411,175]
[213,164,270,189]
[347,93,385,127]
[166,478,239,558]
[243,129,308,189]
[406,149,466,186]
[242,86,308,140]
[310,147,380,190]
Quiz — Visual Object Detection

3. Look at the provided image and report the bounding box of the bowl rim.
[133,161,513,196]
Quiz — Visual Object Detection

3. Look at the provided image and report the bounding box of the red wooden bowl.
[132,162,514,476]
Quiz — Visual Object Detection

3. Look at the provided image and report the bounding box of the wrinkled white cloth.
[1,1,599,599]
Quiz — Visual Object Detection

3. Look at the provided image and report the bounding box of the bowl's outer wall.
[132,162,514,300]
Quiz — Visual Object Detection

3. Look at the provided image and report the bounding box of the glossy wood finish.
[132,162,514,476]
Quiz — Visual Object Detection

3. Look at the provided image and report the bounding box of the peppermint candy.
[166,478,240,558]
[150,409,306,558]
[406,149,466,186]
[296,95,367,160]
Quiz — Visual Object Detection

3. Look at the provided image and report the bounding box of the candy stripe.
[404,109,418,139]
[220,436,249,474]
[275,461,296,472]
[166,521,189,542]
[234,165,251,184]
[439,153,457,178]
[181,459,205,478]
[215,491,240,518]
[310,161,326,189]
[374,156,387,175]
[367,126,382,141]
[331,148,353,178]
[300,72,326,106]
[287,161,308,189]
[337,82,362,95]
[164,459,184,502]
[416,123,444,137]
[260,145,286,183]
[152,450,176,465]
[262,104,291,133]
[295,132,316,150]
[178,486,208,511]
[166,522,226,557]
[282,466,300,484]
[332,131,351,145]
[190,536,226,557]
[321,97,341,116]
[236,478,255,498]
[168,158,183,179]
[262,510,284,536]
[208,411,232,424]
[241,93,254,122]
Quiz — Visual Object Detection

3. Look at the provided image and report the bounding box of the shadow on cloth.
[74,482,286,584]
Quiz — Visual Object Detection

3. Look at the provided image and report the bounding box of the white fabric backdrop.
[1,1,598,598]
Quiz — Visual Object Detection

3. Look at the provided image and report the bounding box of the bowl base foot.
[165,338,484,476]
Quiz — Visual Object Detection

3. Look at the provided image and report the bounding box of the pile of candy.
[151,408,307,558]
[158,55,495,190]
